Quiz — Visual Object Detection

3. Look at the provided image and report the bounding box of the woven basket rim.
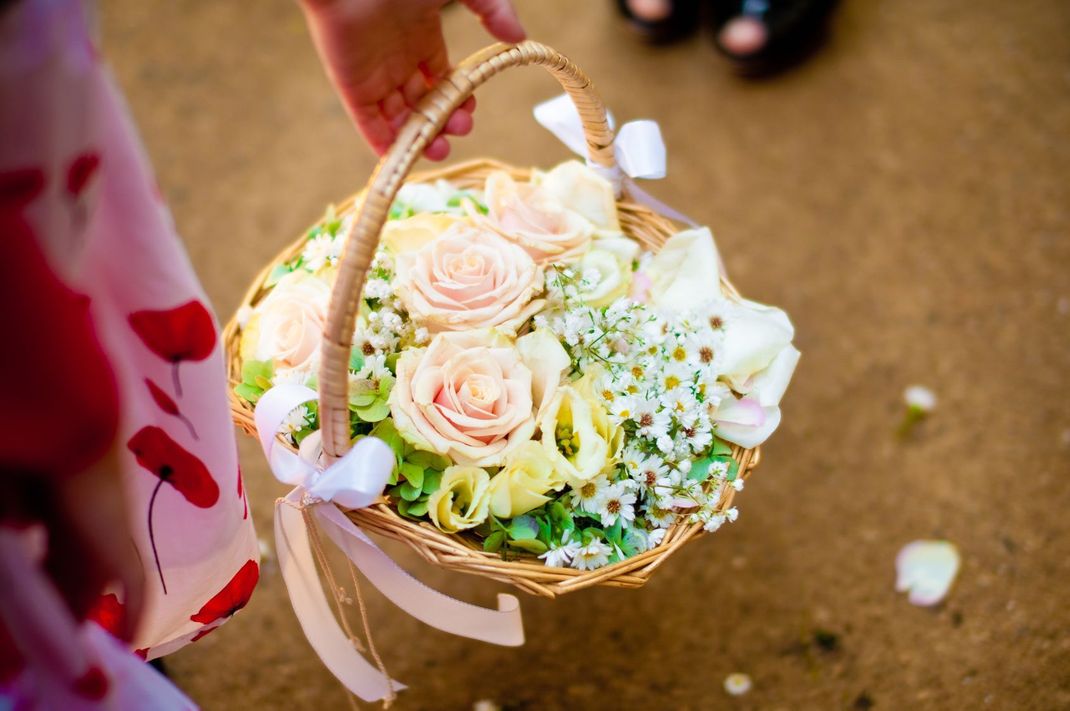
[223,158,761,598]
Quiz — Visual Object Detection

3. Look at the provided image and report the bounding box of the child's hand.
[300,0,525,161]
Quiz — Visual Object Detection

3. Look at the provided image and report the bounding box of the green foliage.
[377,428,450,523]
[507,538,548,555]
[399,462,424,490]
[234,360,274,404]
[348,373,394,423]
[349,350,365,373]
[508,515,539,541]
[264,263,294,287]
[710,437,734,457]
[483,530,506,553]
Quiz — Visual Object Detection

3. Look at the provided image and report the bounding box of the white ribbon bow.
[533,93,697,226]
[255,384,524,704]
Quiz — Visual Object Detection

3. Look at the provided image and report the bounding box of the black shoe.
[615,0,703,44]
[709,0,838,76]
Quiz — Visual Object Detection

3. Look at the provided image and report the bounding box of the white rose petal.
[724,673,752,696]
[645,227,722,312]
[737,343,801,408]
[904,385,937,413]
[713,396,782,448]
[895,540,960,606]
[532,160,621,232]
[719,299,796,386]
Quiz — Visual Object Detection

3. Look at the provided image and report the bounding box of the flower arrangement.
[234,160,798,572]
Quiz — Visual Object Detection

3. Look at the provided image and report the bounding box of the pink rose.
[249,271,330,371]
[480,170,593,265]
[395,221,544,334]
[389,329,569,467]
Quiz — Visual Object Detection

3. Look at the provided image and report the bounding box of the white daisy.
[685,328,721,373]
[539,535,581,568]
[571,540,612,571]
[571,475,611,514]
[651,465,684,500]
[274,367,314,388]
[659,359,695,395]
[647,528,667,548]
[619,443,645,474]
[280,405,310,435]
[630,454,671,495]
[597,483,637,527]
[643,503,677,529]
[633,399,671,439]
[683,421,714,454]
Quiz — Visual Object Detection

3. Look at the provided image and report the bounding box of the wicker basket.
[223,41,760,598]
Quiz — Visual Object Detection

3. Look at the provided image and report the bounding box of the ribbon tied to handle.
[533,93,697,226]
[255,383,524,704]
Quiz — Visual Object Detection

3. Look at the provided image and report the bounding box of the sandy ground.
[101,1,1070,709]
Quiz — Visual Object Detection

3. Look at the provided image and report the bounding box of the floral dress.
[0,0,258,670]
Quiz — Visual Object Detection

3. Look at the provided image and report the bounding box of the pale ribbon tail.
[259,383,524,705]
[275,493,523,702]
[275,498,405,703]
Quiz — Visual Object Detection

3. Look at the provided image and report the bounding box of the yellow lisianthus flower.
[427,465,491,533]
[488,442,564,518]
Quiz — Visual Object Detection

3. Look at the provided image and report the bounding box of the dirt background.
[101,1,1069,709]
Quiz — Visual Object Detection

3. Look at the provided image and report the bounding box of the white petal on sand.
[723,673,753,696]
[895,540,961,606]
[903,385,937,412]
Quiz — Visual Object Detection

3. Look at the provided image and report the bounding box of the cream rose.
[389,329,569,467]
[246,271,330,372]
[711,298,799,448]
[645,227,723,311]
[532,160,621,233]
[488,441,564,518]
[575,236,640,307]
[394,221,544,334]
[481,170,593,265]
[540,372,622,486]
[427,465,491,532]
[381,213,460,255]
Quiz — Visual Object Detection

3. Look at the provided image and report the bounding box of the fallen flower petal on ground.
[895,540,961,606]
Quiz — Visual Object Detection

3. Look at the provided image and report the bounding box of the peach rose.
[389,329,569,467]
[480,170,593,265]
[394,221,544,334]
[247,271,330,372]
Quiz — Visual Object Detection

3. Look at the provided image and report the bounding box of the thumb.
[460,0,527,43]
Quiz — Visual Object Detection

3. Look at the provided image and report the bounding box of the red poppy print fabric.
[127,426,219,508]
[0,0,258,675]
[190,560,259,625]
[66,152,100,197]
[129,301,217,396]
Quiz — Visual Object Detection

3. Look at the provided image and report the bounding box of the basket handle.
[318,41,617,462]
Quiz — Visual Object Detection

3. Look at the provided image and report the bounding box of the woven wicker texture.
[223,43,760,597]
